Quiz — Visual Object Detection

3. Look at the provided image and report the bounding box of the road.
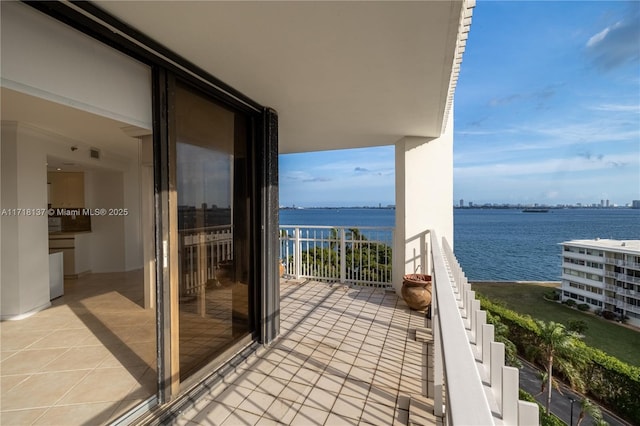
[518,358,630,426]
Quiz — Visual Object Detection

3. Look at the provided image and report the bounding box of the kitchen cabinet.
[48,171,85,207]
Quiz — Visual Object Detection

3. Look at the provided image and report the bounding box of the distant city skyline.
[279,1,640,208]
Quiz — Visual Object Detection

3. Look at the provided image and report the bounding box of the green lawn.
[471,282,640,367]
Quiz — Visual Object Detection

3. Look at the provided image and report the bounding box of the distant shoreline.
[279,206,395,210]
[471,281,561,286]
[279,206,637,210]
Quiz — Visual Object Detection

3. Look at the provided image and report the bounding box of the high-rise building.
[632,200,640,209]
[460,198,464,208]
[560,239,640,326]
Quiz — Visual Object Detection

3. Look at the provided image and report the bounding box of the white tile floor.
[1,277,433,425]
[172,279,433,425]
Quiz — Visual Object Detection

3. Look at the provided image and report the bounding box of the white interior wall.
[1,123,22,318]
[1,121,144,317]
[86,170,126,273]
[1,2,151,318]
[1,123,51,319]
[1,1,152,130]
[393,113,454,293]
[123,141,144,271]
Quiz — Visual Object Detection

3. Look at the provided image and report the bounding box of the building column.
[393,113,454,294]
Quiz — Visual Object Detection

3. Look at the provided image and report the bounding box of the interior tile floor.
[0,271,157,425]
[172,279,432,426]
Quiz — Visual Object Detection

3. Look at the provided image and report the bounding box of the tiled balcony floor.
[173,279,432,425]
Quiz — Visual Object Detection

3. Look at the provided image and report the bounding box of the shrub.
[602,310,616,320]
[545,290,560,301]
[577,303,590,312]
[566,319,588,334]
[565,299,577,307]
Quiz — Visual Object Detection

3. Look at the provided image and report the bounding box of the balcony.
[170,228,538,425]
[0,224,537,425]
[617,274,640,285]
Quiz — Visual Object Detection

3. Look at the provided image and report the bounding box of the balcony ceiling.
[93,1,470,154]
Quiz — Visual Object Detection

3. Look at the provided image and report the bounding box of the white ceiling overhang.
[93,0,474,154]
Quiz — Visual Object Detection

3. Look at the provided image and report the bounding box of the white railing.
[604,258,624,266]
[179,225,233,297]
[279,225,393,288]
[605,284,618,292]
[429,230,538,425]
[605,270,617,278]
[618,273,640,284]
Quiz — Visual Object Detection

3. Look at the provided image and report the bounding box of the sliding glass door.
[174,81,252,380]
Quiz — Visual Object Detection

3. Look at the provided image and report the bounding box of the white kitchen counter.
[49,232,92,278]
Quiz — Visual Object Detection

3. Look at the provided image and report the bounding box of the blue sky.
[279,1,640,208]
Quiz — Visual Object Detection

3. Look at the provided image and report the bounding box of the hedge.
[480,296,640,424]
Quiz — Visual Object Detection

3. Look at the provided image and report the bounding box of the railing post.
[490,341,505,408]
[294,227,301,279]
[432,290,444,418]
[198,232,206,317]
[502,366,519,425]
[482,323,494,370]
[340,227,346,283]
[518,400,539,426]
[420,231,427,274]
[475,310,486,357]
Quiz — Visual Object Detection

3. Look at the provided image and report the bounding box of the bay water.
[280,208,640,281]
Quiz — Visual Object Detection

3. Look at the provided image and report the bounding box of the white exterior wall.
[393,113,454,293]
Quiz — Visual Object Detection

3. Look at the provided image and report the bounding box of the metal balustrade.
[278,225,394,288]
[178,225,233,297]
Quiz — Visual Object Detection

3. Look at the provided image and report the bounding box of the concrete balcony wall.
[394,113,454,294]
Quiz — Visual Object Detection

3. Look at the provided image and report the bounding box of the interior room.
[0,86,159,424]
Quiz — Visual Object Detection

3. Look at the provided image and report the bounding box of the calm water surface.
[280,208,640,281]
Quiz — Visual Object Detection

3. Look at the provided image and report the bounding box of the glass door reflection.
[175,82,251,380]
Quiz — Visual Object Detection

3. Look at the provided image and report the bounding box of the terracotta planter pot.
[401,274,432,311]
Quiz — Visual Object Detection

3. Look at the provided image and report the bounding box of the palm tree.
[534,320,584,413]
[536,370,563,397]
[577,398,606,426]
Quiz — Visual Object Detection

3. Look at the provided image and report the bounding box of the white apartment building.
[560,239,640,327]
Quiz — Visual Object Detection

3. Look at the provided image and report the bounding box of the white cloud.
[455,152,639,178]
[586,26,613,48]
[589,103,640,113]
